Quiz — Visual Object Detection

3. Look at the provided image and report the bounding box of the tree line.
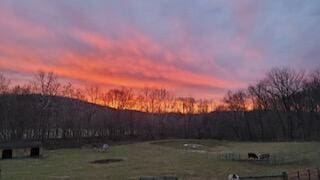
[222,67,320,140]
[0,67,319,144]
[0,71,215,114]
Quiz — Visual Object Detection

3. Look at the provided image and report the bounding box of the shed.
[0,141,42,159]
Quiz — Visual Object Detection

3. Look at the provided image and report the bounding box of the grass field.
[0,140,319,180]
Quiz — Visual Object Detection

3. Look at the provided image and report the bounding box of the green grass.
[0,140,319,180]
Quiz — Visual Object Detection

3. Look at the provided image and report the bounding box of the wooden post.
[297,171,300,180]
[317,168,320,180]
[282,172,288,180]
[308,169,311,180]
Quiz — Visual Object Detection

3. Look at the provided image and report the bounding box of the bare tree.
[86,86,101,104]
[197,99,209,114]
[223,90,247,111]
[10,85,32,95]
[106,87,134,109]
[0,73,10,94]
[301,69,320,138]
[61,82,77,98]
[223,90,250,140]
[117,87,135,110]
[32,71,60,96]
[265,67,305,139]
[248,80,272,140]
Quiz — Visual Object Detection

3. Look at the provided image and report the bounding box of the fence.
[288,168,320,180]
[217,152,241,161]
[136,170,320,180]
[238,168,320,180]
[240,172,288,180]
[217,152,304,165]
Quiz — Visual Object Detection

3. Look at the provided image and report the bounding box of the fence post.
[297,171,300,180]
[317,168,320,180]
[308,169,311,180]
[282,172,288,180]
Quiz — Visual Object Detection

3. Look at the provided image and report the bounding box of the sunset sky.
[0,0,320,100]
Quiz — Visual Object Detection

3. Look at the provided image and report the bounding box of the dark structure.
[0,141,42,159]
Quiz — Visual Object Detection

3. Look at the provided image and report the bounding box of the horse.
[228,174,240,180]
[102,144,110,151]
[259,153,270,160]
[248,152,259,160]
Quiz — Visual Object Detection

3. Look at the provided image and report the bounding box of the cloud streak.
[0,0,319,100]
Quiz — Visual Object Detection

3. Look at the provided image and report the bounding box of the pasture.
[0,140,319,180]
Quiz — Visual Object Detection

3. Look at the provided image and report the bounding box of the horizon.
[1,0,320,101]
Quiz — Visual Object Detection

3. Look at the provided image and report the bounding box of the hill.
[0,94,320,145]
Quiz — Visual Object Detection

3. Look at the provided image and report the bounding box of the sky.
[0,0,320,100]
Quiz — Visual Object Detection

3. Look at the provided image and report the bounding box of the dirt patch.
[50,176,71,179]
[91,158,123,164]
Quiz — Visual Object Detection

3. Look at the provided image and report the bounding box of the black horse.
[248,152,259,160]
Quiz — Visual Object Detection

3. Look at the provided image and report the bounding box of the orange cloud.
[0,11,243,100]
[62,29,243,91]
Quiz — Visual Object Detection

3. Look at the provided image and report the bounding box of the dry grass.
[0,140,319,180]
